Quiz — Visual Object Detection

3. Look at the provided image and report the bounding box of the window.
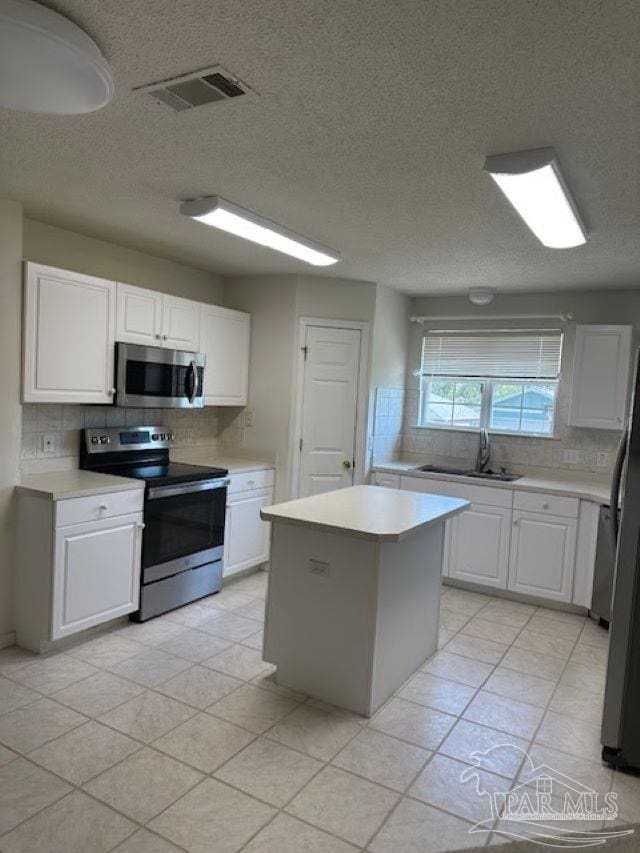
[419,330,563,436]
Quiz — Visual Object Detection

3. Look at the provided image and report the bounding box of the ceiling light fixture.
[468,287,494,306]
[484,148,588,249]
[0,0,114,114]
[179,196,341,266]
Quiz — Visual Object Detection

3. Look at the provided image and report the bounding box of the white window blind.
[421,330,563,379]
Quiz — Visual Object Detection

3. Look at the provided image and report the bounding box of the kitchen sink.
[412,464,521,483]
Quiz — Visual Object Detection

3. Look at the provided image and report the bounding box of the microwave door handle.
[186,360,196,403]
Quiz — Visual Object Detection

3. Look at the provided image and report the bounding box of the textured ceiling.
[1,0,639,294]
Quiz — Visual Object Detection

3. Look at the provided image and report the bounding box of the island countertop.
[260,484,468,541]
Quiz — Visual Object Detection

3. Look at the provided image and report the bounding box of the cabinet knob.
[542,502,549,509]
[154,334,161,340]
[109,388,116,396]
[137,522,146,530]
[99,503,108,510]
[513,519,519,526]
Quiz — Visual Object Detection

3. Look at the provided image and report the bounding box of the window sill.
[413,425,559,440]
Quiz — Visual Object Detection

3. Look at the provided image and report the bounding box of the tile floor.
[0,574,638,852]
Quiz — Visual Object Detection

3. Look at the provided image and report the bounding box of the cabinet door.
[161,294,201,351]
[116,282,162,345]
[200,305,250,406]
[23,263,116,404]
[508,511,576,602]
[569,325,632,429]
[52,513,143,639]
[448,503,511,589]
[224,488,272,577]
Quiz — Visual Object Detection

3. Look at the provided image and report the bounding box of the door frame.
[289,316,370,499]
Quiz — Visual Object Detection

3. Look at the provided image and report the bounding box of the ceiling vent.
[135,65,256,112]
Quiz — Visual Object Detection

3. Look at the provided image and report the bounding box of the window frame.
[418,376,559,438]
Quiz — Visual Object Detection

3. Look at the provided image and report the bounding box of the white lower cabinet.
[52,513,143,639]
[16,487,144,652]
[448,503,511,589]
[393,473,585,605]
[508,510,577,603]
[223,469,275,578]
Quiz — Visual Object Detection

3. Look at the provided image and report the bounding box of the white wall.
[223,273,379,500]
[23,219,224,304]
[368,285,410,467]
[0,199,23,644]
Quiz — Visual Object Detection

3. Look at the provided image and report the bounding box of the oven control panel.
[84,426,175,453]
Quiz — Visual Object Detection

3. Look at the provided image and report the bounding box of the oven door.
[142,478,228,582]
[116,342,205,408]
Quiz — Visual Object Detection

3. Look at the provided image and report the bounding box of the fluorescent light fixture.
[179,196,341,266]
[484,148,588,248]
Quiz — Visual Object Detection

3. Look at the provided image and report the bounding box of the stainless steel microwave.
[115,342,205,408]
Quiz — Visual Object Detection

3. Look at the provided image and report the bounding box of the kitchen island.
[261,485,468,716]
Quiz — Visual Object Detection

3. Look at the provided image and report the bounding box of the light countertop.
[372,460,611,504]
[261,484,468,541]
[17,470,144,501]
[170,449,275,474]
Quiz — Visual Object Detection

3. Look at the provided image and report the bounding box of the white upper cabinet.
[161,294,201,351]
[24,263,250,406]
[569,325,632,429]
[116,286,201,351]
[23,263,116,404]
[200,305,250,406]
[116,282,162,345]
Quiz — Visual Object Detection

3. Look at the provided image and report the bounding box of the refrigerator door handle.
[610,423,629,545]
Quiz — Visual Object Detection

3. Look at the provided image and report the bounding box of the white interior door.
[298,325,361,497]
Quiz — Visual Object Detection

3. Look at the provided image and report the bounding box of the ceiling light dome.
[0,0,114,114]
[468,287,495,306]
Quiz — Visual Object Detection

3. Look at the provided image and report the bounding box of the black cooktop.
[101,461,228,487]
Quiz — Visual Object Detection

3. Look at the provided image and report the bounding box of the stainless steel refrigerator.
[602,349,640,770]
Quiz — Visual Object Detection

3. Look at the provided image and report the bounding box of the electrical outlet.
[596,451,610,468]
[309,559,330,578]
[563,449,580,464]
[41,433,58,455]
[245,410,255,427]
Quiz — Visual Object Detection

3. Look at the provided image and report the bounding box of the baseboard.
[0,631,16,650]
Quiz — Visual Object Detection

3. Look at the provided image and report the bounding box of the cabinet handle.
[154,334,161,340]
[99,503,108,510]
[163,335,168,341]
[247,480,255,487]
[542,502,549,509]
[513,519,519,526]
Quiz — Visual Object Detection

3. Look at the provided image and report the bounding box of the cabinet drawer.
[372,472,401,489]
[55,489,144,528]
[513,490,578,518]
[400,475,513,508]
[227,468,275,494]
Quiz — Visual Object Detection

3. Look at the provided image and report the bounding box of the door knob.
[342,460,352,469]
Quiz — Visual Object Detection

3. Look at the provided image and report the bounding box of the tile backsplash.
[373,387,619,478]
[20,404,221,474]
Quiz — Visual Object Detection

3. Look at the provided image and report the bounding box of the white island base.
[261,486,467,717]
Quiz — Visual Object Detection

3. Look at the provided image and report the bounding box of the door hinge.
[301,345,308,360]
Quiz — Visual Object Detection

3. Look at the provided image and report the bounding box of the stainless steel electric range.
[80,426,228,621]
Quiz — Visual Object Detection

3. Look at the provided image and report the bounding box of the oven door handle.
[186,360,197,403]
[147,478,230,500]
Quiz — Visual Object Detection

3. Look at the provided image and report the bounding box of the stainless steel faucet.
[476,428,491,473]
